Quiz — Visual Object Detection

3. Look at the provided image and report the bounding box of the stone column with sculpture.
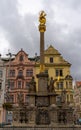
[38,10,46,72]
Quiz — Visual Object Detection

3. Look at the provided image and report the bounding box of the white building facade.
[0,55,6,123]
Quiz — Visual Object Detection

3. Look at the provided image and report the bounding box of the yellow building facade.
[35,45,73,103]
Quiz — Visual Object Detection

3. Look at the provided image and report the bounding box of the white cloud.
[0,30,10,56]
[18,0,43,16]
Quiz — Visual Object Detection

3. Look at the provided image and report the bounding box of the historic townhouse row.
[0,45,73,123]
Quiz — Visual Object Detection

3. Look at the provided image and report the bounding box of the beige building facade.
[35,45,73,103]
[74,81,81,118]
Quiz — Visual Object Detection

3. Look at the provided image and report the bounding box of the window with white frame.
[9,81,15,90]
[56,69,63,77]
[18,81,22,89]
[26,82,30,89]
[26,69,33,77]
[9,70,15,77]
[57,81,63,89]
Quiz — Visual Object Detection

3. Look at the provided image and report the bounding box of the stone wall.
[0,126,81,130]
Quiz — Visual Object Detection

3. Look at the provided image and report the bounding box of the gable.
[44,45,71,65]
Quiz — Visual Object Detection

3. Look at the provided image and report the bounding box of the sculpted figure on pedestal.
[29,76,36,92]
[47,77,56,92]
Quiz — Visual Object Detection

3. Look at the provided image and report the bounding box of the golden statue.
[39,11,46,25]
[39,11,46,32]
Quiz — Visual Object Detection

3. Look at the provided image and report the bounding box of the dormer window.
[50,57,53,63]
[19,55,23,61]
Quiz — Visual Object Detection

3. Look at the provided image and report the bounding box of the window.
[10,95,14,103]
[18,70,23,76]
[67,94,69,102]
[9,70,15,77]
[19,55,23,61]
[0,83,2,90]
[56,96,61,105]
[18,81,22,89]
[26,69,33,77]
[70,94,73,102]
[56,69,63,77]
[45,69,48,74]
[26,82,30,89]
[66,81,72,89]
[69,81,72,89]
[25,95,29,104]
[50,57,53,63]
[0,70,3,78]
[9,81,15,90]
[57,82,63,89]
[66,81,68,89]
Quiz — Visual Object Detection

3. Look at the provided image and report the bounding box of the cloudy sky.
[0,0,81,80]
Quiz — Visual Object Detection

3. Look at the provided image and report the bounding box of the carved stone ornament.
[36,108,50,125]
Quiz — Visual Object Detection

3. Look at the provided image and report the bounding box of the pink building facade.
[5,49,35,106]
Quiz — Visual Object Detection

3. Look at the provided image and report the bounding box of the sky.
[0,0,81,80]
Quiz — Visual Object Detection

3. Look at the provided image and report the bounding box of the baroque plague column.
[12,11,74,126]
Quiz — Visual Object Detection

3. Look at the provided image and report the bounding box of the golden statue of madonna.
[39,11,46,32]
[39,11,46,25]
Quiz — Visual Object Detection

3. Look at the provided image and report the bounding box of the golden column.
[38,11,46,72]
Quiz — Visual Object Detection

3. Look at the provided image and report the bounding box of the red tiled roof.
[76,81,81,87]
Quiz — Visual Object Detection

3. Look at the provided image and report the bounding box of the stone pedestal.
[50,105,58,125]
[36,72,48,93]
[29,107,36,125]
[66,109,74,124]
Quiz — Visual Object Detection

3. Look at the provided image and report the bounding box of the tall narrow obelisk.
[38,11,46,72]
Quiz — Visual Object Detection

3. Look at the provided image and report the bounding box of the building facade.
[5,49,35,105]
[0,54,6,123]
[35,45,73,103]
[1,45,74,123]
[74,81,81,118]
[4,49,35,123]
